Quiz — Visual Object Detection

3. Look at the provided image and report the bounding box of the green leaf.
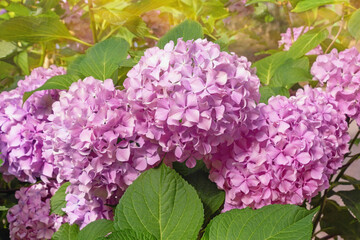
[202,204,317,240]
[320,200,360,239]
[292,0,348,13]
[77,219,113,240]
[287,28,328,59]
[173,160,207,177]
[271,57,311,89]
[337,190,360,221]
[0,61,16,80]
[50,182,70,216]
[259,86,289,104]
[0,41,17,59]
[0,16,73,42]
[114,164,204,240]
[52,223,80,240]
[253,51,288,85]
[0,206,8,211]
[23,74,79,103]
[97,229,156,240]
[5,2,30,16]
[184,170,225,223]
[79,37,129,80]
[14,51,29,75]
[157,20,204,49]
[348,9,360,40]
[67,55,86,77]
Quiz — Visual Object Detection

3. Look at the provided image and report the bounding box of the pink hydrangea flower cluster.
[7,182,66,240]
[278,26,323,55]
[0,66,65,183]
[206,86,349,211]
[311,47,360,125]
[124,38,260,167]
[43,77,161,225]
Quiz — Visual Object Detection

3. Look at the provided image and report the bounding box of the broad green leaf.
[173,160,207,177]
[287,28,328,59]
[253,51,288,85]
[52,223,80,240]
[39,0,60,12]
[0,61,16,80]
[97,229,156,240]
[337,190,360,221]
[348,9,360,40]
[67,55,86,77]
[77,219,113,240]
[292,0,348,13]
[320,200,360,239]
[260,86,289,104]
[23,74,79,103]
[0,41,16,59]
[14,51,29,75]
[50,182,70,216]
[5,2,30,16]
[114,164,204,240]
[202,204,317,240]
[0,16,73,42]
[271,57,311,89]
[79,37,129,80]
[123,16,150,38]
[157,20,204,49]
[185,170,225,222]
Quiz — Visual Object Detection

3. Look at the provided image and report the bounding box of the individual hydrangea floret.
[311,47,360,125]
[278,26,323,55]
[43,77,161,213]
[124,38,260,167]
[0,66,65,183]
[206,86,349,211]
[7,182,66,240]
[62,185,113,229]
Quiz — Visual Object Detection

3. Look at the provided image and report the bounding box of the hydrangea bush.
[1,0,360,239]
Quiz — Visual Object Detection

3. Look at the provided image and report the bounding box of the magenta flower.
[7,182,67,240]
[206,86,349,210]
[0,66,65,183]
[43,77,161,227]
[124,38,260,167]
[311,47,360,125]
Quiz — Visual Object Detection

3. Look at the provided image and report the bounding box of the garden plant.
[0,0,360,239]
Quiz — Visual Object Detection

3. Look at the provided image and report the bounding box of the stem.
[88,0,98,43]
[39,42,46,67]
[325,15,344,54]
[349,129,360,150]
[283,2,294,42]
[312,189,329,235]
[68,37,93,47]
[334,153,360,183]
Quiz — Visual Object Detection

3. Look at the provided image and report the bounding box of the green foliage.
[292,0,349,13]
[50,182,70,216]
[52,223,80,240]
[348,9,360,40]
[202,205,317,240]
[287,28,328,59]
[157,20,204,49]
[97,229,156,240]
[78,37,130,80]
[0,41,16,59]
[77,219,113,240]
[184,170,225,223]
[320,200,360,239]
[271,57,311,89]
[337,190,360,221]
[23,74,79,103]
[253,51,288,85]
[0,16,73,42]
[13,51,29,75]
[114,164,204,240]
